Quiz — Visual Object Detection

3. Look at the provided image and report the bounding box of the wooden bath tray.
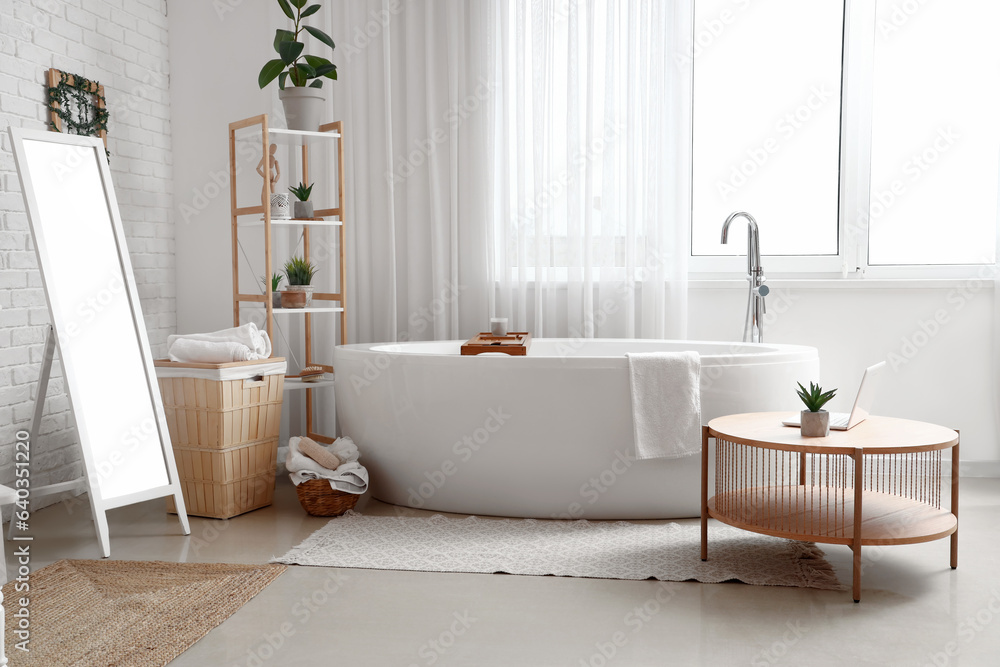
[461,332,532,356]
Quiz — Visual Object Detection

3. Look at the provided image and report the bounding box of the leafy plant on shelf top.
[258,0,337,90]
[284,256,318,286]
[796,382,837,413]
[261,273,284,292]
[289,181,313,201]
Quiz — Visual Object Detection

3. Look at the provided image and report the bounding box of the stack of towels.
[168,323,272,363]
[286,435,369,495]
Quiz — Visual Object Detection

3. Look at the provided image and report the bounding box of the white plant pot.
[270,193,290,219]
[279,86,326,132]
[800,410,830,437]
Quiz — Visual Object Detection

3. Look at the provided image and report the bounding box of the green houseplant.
[258,0,338,131]
[796,381,837,437]
[261,272,284,308]
[281,256,318,308]
[289,181,314,219]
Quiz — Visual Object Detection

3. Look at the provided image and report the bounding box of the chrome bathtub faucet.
[721,211,768,343]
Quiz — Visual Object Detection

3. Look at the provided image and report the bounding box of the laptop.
[782,361,887,431]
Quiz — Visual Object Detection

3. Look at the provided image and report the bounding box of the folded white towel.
[290,464,369,495]
[168,323,272,363]
[626,351,702,460]
[168,338,254,363]
[330,436,360,463]
[286,436,361,473]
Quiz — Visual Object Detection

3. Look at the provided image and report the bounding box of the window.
[866,0,999,266]
[691,0,845,261]
[693,0,1000,274]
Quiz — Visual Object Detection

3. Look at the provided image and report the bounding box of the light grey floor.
[15,477,1000,666]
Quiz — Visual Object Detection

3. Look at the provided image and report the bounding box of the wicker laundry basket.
[295,479,360,516]
[154,358,286,518]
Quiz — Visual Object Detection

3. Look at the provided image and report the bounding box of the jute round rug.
[2,559,285,667]
[274,512,844,590]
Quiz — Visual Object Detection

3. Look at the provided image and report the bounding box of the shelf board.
[266,306,345,314]
[239,217,343,227]
[237,127,342,146]
[709,486,957,546]
[284,377,336,391]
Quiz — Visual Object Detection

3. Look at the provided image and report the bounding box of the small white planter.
[800,410,830,437]
[270,193,291,219]
[279,86,326,132]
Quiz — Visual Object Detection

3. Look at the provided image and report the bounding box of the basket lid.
[154,357,287,380]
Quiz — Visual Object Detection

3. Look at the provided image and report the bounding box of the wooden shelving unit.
[229,114,346,444]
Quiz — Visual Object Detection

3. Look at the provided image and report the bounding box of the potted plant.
[796,381,837,437]
[281,255,318,308]
[289,181,314,219]
[258,0,338,131]
[261,273,284,308]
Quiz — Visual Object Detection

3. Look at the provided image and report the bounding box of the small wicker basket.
[295,479,360,516]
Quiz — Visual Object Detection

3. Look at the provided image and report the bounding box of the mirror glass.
[22,139,169,498]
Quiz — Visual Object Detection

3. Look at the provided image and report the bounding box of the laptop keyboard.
[830,413,850,428]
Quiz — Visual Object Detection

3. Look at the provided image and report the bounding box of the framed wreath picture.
[46,67,109,150]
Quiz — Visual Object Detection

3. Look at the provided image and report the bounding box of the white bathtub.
[334,339,819,520]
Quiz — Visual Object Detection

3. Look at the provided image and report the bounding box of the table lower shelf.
[708,485,956,546]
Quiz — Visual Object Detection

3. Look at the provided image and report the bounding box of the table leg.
[951,439,959,569]
[852,448,864,602]
[701,426,709,561]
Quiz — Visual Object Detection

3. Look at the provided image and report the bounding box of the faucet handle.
[753,284,769,298]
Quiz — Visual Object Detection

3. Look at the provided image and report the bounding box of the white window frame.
[691,0,998,281]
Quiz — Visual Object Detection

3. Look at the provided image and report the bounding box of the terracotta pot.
[280,289,307,309]
[800,410,830,437]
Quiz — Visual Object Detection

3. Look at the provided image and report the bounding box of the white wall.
[0,0,176,504]
[167,0,274,335]
[690,282,999,469]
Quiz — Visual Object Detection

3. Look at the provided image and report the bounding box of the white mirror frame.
[9,127,189,557]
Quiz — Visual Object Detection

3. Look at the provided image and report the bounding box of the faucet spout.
[720,211,767,343]
[721,211,761,278]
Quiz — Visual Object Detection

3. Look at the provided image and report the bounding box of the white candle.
[490,318,508,336]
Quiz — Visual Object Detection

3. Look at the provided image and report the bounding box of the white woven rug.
[274,512,844,590]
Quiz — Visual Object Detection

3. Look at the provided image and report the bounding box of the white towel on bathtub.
[626,351,702,459]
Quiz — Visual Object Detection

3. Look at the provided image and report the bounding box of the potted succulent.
[796,381,837,437]
[290,181,314,219]
[261,273,284,308]
[281,255,318,308]
[258,0,338,131]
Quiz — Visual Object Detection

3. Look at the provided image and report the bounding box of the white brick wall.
[0,0,175,509]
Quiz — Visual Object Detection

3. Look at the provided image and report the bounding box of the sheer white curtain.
[326,0,491,345]
[485,0,693,339]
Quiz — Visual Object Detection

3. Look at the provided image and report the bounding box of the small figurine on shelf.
[289,181,314,219]
[257,143,287,217]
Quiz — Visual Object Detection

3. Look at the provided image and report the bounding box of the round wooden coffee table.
[700,413,959,602]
